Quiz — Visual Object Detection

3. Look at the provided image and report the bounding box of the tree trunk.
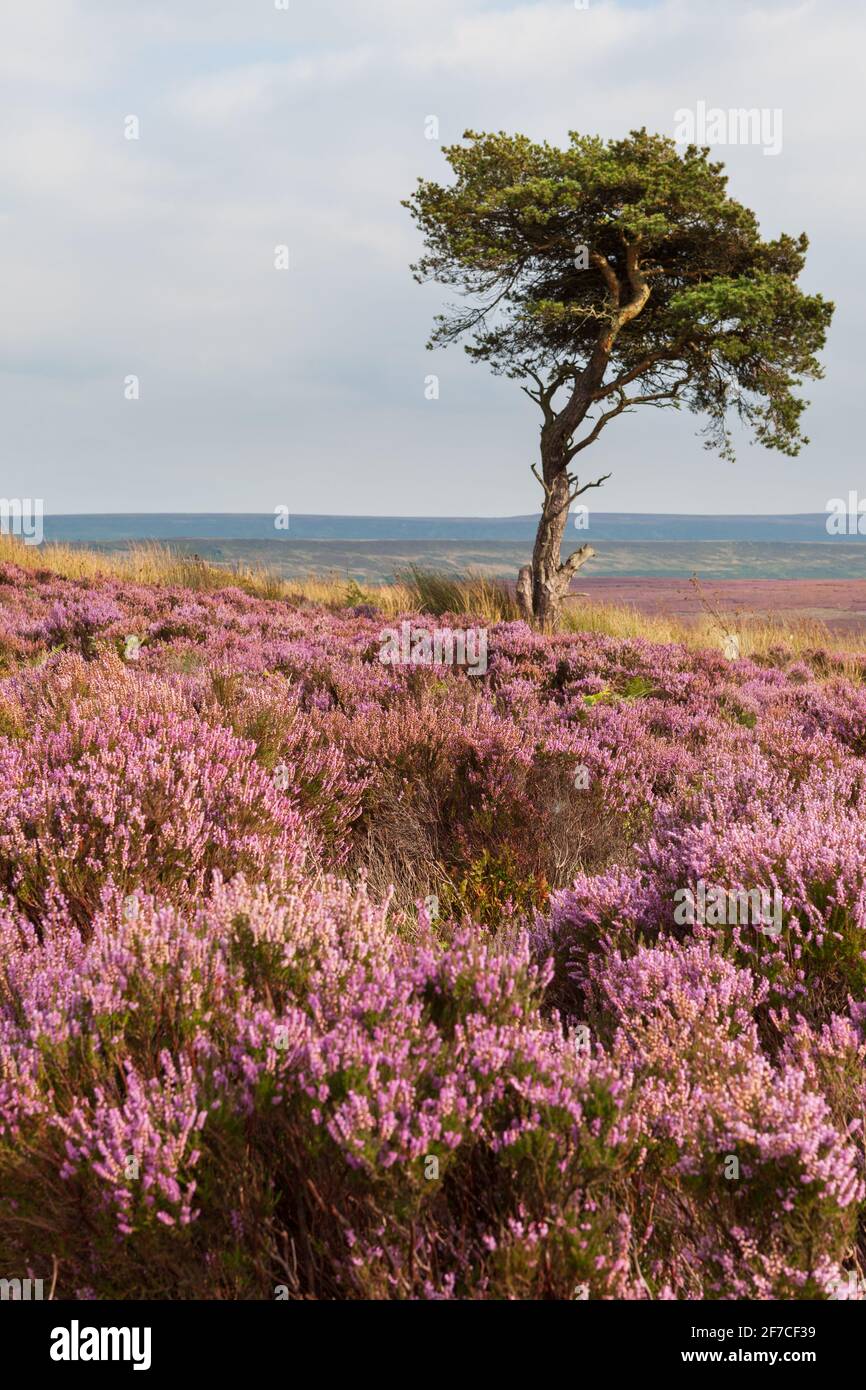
[516,564,533,624]
[514,246,653,629]
[524,444,595,631]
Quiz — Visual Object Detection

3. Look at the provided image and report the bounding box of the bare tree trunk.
[514,244,653,628]
[516,565,533,624]
[526,441,595,631]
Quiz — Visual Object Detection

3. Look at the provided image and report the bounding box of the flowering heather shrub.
[204,671,367,865]
[0,703,306,926]
[0,558,864,1298]
[544,757,866,1017]
[0,876,645,1298]
[28,594,124,655]
[585,940,862,1297]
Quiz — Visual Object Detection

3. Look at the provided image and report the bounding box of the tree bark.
[516,564,533,624]
[519,241,651,630]
[530,473,596,629]
[525,437,596,630]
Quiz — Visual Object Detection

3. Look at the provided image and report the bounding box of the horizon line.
[39,509,839,520]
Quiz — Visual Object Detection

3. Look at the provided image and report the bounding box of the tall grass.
[396,564,520,621]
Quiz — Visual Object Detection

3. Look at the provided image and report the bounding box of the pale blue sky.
[0,0,861,515]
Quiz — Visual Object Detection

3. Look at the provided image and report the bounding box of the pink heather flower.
[0,566,862,1298]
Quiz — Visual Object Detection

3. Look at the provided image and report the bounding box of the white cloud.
[170,49,376,128]
[0,0,863,513]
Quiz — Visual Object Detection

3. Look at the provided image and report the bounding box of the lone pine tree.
[404,128,833,629]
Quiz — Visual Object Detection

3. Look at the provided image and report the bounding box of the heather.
[0,557,865,1298]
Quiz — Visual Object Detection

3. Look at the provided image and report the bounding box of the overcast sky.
[0,0,861,516]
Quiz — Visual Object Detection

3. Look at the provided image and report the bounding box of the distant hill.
[41,513,864,543]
